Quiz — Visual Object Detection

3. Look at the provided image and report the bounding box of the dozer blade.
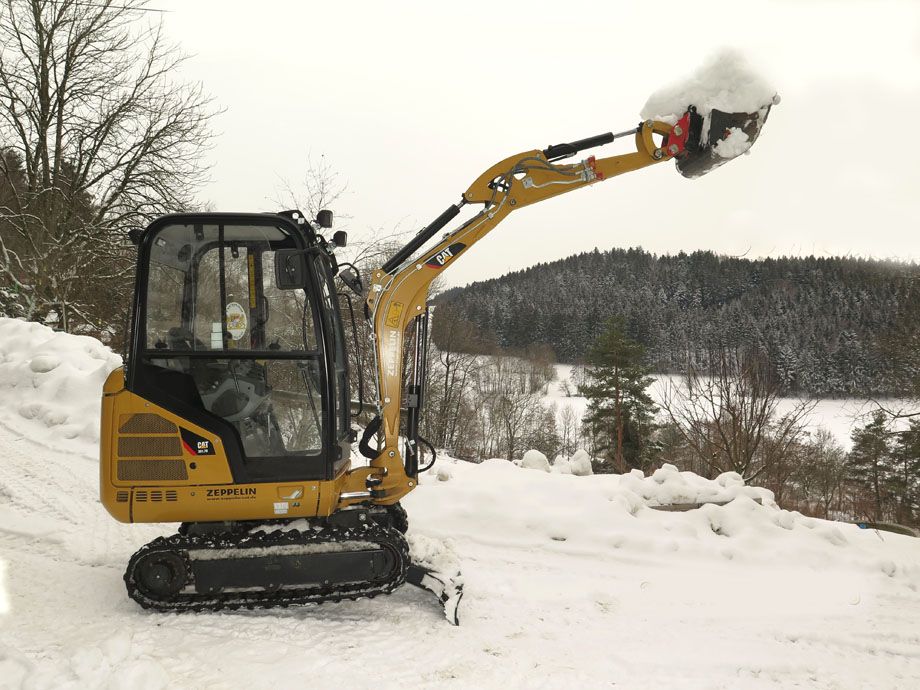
[406,561,464,625]
[674,101,775,179]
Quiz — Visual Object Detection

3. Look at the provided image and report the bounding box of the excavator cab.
[132,214,349,483]
[102,213,353,528]
[128,213,350,483]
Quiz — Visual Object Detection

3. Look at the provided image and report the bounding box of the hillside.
[2,319,920,688]
[436,249,920,397]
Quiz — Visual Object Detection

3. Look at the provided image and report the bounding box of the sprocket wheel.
[131,549,188,599]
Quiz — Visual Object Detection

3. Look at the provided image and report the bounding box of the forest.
[436,248,920,397]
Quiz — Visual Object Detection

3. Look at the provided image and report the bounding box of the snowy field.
[548,364,896,451]
[2,318,920,689]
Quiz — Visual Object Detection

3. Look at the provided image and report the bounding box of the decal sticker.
[247,253,258,309]
[225,301,247,340]
[425,242,466,269]
[206,487,257,500]
[273,501,289,515]
[180,428,216,456]
[384,330,401,377]
[385,302,404,328]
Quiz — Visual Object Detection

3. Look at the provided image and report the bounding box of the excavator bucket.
[674,101,775,178]
[407,561,464,625]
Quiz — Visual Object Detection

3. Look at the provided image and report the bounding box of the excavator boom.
[342,102,775,512]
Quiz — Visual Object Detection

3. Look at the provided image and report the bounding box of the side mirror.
[316,209,333,228]
[274,249,307,289]
[338,267,363,295]
[332,230,347,248]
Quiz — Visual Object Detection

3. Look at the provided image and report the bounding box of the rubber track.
[124,522,409,613]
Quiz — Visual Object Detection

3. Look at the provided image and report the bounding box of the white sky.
[159,0,920,287]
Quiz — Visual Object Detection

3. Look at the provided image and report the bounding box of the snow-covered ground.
[2,318,920,689]
[548,364,897,451]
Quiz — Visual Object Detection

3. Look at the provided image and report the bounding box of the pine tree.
[892,419,920,525]
[579,317,657,473]
[847,411,894,521]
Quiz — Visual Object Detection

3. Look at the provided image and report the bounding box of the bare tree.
[660,347,816,482]
[801,428,847,519]
[0,0,216,335]
[558,403,579,456]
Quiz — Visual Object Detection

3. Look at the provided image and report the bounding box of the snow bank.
[0,317,121,448]
[641,49,778,124]
[407,457,920,589]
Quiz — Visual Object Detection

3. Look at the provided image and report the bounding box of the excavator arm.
[338,102,773,507]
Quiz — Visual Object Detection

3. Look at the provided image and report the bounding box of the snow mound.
[518,449,550,472]
[568,449,594,476]
[552,454,573,474]
[641,48,778,124]
[619,463,767,508]
[0,317,122,448]
[552,449,594,476]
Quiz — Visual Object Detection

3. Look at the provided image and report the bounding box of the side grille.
[118,413,178,434]
[115,491,129,503]
[118,459,188,482]
[118,436,181,458]
[133,489,180,503]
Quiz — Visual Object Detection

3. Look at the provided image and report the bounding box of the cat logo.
[180,428,215,456]
[425,242,466,269]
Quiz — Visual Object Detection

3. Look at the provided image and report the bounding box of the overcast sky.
[158,0,920,287]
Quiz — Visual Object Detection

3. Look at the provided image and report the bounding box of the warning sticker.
[385,302,404,328]
[273,501,289,515]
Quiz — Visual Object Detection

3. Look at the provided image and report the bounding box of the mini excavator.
[100,99,776,624]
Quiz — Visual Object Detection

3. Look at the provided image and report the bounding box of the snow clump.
[552,449,594,476]
[641,48,778,124]
[518,449,551,472]
[568,449,594,476]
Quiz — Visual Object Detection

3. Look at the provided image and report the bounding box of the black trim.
[218,225,228,344]
[381,203,463,274]
[142,349,322,360]
[542,131,615,162]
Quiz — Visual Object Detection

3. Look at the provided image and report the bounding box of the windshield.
[139,221,330,462]
[145,223,317,352]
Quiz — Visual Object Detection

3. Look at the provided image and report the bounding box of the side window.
[146,263,185,348]
[262,251,318,351]
[193,248,222,348]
